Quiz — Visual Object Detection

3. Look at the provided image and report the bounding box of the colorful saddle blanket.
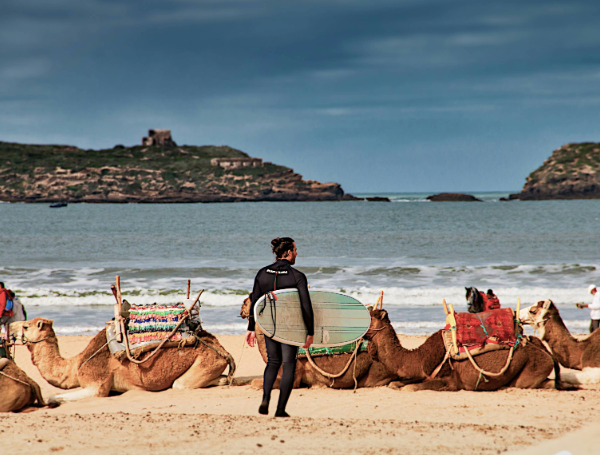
[127,303,186,344]
[444,308,520,360]
[107,302,199,360]
[298,340,368,358]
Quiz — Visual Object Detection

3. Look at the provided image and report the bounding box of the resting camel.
[11,317,235,403]
[364,308,570,391]
[520,300,600,383]
[0,358,57,412]
[240,298,396,388]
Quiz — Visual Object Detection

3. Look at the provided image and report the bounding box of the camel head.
[10,317,57,349]
[240,295,252,320]
[519,300,557,340]
[364,309,394,361]
[365,308,391,339]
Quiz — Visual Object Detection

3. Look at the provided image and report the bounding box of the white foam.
[54,325,105,335]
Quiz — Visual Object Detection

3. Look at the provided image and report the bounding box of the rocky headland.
[513,142,600,200]
[0,135,355,203]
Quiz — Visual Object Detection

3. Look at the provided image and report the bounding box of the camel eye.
[530,308,537,314]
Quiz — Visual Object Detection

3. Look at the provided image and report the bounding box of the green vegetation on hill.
[518,142,600,200]
[0,141,347,202]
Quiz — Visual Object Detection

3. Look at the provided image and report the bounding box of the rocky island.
[513,142,600,200]
[426,193,482,202]
[0,130,356,203]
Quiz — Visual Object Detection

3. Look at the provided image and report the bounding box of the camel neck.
[543,314,583,369]
[30,336,82,389]
[374,324,443,381]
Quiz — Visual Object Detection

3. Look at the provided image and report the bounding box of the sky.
[1,0,600,193]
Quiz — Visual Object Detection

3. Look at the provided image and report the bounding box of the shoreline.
[5,334,600,454]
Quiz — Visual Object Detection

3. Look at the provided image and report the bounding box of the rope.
[79,341,109,370]
[463,343,517,389]
[195,334,236,385]
[475,313,489,337]
[427,349,451,381]
[22,335,52,345]
[305,338,364,383]
[353,349,358,392]
[119,310,191,365]
[475,370,489,390]
[235,337,247,373]
[0,369,31,387]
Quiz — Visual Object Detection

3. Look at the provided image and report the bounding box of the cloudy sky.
[2,0,599,192]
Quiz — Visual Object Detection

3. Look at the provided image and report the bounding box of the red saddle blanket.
[450,308,516,346]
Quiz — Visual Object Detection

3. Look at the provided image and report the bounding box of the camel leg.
[508,356,554,389]
[401,379,454,392]
[27,377,52,407]
[50,386,103,403]
[172,354,227,389]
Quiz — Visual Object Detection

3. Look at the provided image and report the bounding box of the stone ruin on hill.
[142,129,177,147]
[211,157,263,169]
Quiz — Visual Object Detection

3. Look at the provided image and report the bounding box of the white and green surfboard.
[254,289,371,347]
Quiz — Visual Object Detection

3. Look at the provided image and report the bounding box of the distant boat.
[49,202,68,208]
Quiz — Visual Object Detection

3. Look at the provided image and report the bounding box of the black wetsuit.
[248,259,314,415]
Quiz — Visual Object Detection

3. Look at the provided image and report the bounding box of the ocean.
[1,192,599,336]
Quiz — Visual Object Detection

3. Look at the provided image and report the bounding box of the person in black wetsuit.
[245,237,314,417]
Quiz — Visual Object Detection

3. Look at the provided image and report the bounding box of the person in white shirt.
[576,284,600,333]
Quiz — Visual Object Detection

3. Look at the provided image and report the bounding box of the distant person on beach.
[576,284,600,333]
[0,282,11,320]
[245,237,314,418]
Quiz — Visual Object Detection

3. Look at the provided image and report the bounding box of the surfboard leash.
[259,291,278,338]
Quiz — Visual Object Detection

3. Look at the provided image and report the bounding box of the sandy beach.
[1,333,598,455]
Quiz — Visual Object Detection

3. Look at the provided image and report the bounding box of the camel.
[364,308,569,391]
[0,358,57,412]
[11,317,235,403]
[240,297,396,389]
[520,300,600,374]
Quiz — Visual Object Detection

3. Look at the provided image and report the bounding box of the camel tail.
[560,367,600,386]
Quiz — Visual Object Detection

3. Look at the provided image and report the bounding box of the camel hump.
[0,358,10,370]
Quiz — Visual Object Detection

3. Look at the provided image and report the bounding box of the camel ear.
[378,310,388,320]
[37,320,45,329]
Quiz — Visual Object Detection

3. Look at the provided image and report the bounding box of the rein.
[0,369,31,387]
[21,335,52,345]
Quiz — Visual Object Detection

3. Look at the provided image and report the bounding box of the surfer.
[246,237,314,417]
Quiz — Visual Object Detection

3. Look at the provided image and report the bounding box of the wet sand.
[3,334,599,455]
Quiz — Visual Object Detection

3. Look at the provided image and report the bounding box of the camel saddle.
[298,340,368,358]
[443,308,523,361]
[107,302,200,361]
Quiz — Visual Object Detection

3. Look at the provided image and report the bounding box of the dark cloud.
[2,0,600,191]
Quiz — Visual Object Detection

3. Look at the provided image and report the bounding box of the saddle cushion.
[443,308,520,360]
[453,308,516,345]
[298,340,368,358]
[127,303,187,344]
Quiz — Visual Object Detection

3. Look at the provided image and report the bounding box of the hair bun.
[271,237,295,258]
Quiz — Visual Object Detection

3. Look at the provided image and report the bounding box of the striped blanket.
[298,340,368,358]
[127,303,186,344]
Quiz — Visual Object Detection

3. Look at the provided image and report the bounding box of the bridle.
[19,329,52,346]
[525,301,552,337]
[365,321,390,342]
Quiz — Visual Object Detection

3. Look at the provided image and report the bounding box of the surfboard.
[254,289,371,347]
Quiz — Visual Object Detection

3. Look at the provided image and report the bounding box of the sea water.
[1,192,599,336]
